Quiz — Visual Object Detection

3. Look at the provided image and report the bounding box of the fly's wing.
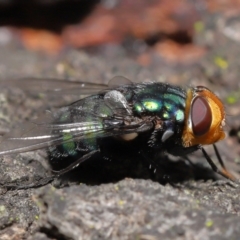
[0,88,153,156]
[0,78,109,107]
[0,78,111,135]
[0,76,134,134]
[0,76,133,107]
[1,76,134,96]
[108,76,133,88]
[1,78,108,94]
[0,116,108,155]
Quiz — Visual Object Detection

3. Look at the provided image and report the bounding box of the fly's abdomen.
[48,95,113,170]
[48,135,98,171]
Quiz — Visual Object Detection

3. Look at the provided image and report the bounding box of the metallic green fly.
[0,76,235,189]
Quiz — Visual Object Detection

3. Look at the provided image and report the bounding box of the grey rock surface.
[30,180,240,240]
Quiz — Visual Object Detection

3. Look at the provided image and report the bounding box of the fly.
[0,76,235,189]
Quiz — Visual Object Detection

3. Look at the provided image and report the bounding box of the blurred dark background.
[0,0,225,59]
[0,0,99,31]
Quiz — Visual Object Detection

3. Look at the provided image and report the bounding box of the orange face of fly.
[182,86,225,147]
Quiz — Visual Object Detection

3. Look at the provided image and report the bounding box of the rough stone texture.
[29,180,240,240]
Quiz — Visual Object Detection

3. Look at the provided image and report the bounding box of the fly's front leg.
[139,146,177,183]
[201,146,235,181]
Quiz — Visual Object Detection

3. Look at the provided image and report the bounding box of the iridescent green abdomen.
[48,94,113,170]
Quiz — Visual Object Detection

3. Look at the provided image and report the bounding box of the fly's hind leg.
[52,149,99,176]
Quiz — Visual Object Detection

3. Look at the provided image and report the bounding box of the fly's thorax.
[133,85,185,122]
[182,86,225,147]
[132,83,186,143]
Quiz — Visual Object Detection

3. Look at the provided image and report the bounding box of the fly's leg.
[1,150,100,190]
[139,150,158,174]
[213,144,226,169]
[139,150,174,183]
[213,144,236,181]
[201,146,235,181]
[52,149,99,176]
[183,155,195,168]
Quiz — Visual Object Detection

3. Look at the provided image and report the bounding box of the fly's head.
[182,86,225,147]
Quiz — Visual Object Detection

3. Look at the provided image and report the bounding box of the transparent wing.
[0,86,152,156]
[108,76,133,88]
[0,77,109,94]
[1,76,134,95]
[0,77,111,135]
[0,78,108,106]
[0,111,151,156]
[0,120,109,155]
[0,76,133,107]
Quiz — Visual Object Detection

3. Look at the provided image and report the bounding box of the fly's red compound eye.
[191,96,212,136]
